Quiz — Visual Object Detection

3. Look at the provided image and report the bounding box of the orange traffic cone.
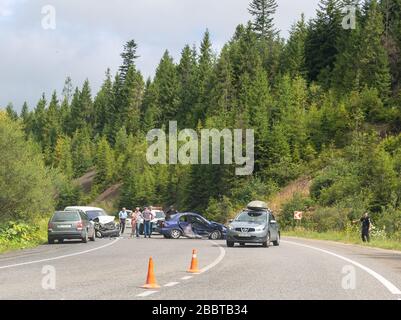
[187,249,201,274]
[141,257,161,289]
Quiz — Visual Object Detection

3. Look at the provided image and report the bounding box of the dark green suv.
[48,211,96,244]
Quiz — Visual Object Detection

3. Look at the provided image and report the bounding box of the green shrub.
[0,220,48,252]
[311,207,349,232]
[280,194,314,229]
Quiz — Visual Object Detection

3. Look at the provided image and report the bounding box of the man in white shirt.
[118,207,128,235]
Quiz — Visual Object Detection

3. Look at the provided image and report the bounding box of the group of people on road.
[118,205,178,239]
[118,206,156,239]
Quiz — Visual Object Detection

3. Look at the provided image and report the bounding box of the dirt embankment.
[268,177,312,214]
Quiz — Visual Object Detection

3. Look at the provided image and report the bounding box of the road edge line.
[283,240,401,295]
[199,240,226,274]
[0,238,121,270]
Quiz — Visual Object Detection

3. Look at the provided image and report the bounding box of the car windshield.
[235,211,267,223]
[52,212,80,222]
[86,210,106,220]
[155,211,165,218]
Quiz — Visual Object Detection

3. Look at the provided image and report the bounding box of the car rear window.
[52,212,80,222]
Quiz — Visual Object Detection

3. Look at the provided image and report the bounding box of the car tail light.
[76,221,83,231]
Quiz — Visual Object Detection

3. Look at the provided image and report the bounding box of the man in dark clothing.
[165,206,177,221]
[359,212,372,242]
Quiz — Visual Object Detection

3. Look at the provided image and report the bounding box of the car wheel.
[209,230,221,240]
[170,229,182,239]
[95,231,103,238]
[226,241,235,247]
[82,232,88,243]
[58,239,64,244]
[48,237,55,244]
[273,233,280,246]
[262,233,270,248]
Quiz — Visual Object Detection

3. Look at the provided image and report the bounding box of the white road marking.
[164,282,180,287]
[181,276,193,280]
[0,238,121,270]
[136,290,158,297]
[200,240,226,274]
[283,240,401,295]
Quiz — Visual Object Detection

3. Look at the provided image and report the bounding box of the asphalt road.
[0,232,401,300]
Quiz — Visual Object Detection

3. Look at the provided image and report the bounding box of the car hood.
[97,216,116,224]
[210,221,225,228]
[230,221,266,228]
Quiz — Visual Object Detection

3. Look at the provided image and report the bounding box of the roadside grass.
[284,229,401,252]
[0,219,49,254]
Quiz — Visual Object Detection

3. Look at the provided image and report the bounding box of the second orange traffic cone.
[141,257,161,289]
[187,249,200,274]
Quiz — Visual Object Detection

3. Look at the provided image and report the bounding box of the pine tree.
[119,40,139,82]
[6,103,18,121]
[208,46,236,119]
[69,80,93,134]
[119,66,144,135]
[305,0,343,85]
[380,0,401,94]
[20,102,32,135]
[71,128,94,177]
[93,69,114,140]
[358,0,391,97]
[32,94,47,147]
[43,91,61,164]
[54,136,74,179]
[195,30,214,124]
[94,136,115,190]
[62,76,73,103]
[248,0,278,39]
[177,45,198,127]
[153,50,180,125]
[282,14,308,77]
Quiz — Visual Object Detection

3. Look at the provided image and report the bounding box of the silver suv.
[226,201,280,248]
[48,210,96,244]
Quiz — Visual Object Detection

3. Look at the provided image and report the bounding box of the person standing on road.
[354,212,373,242]
[118,207,128,235]
[131,207,142,238]
[142,207,154,238]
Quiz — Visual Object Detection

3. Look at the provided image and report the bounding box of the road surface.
[1,233,401,300]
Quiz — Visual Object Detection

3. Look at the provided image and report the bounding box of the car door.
[178,214,191,234]
[191,215,211,236]
[80,212,92,236]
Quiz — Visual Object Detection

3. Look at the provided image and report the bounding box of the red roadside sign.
[294,211,303,220]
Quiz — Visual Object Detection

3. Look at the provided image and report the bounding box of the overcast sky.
[0,0,320,111]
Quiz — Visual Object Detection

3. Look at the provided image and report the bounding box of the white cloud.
[0,0,320,110]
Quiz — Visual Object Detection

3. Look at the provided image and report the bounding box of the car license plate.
[239,233,251,237]
[58,225,71,229]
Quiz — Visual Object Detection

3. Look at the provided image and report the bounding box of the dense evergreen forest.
[1,0,401,238]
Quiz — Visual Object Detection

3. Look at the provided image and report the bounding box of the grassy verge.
[284,229,401,251]
[0,219,49,254]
